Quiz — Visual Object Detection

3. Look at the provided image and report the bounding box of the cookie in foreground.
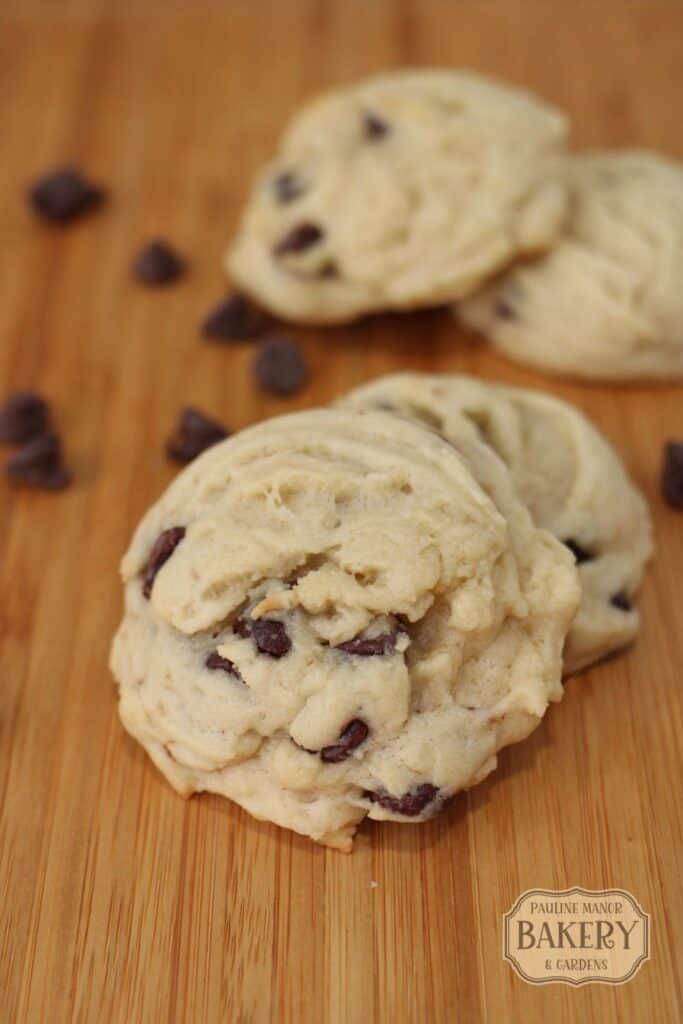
[110,408,579,849]
[340,373,653,673]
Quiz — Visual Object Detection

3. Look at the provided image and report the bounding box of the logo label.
[503,887,650,986]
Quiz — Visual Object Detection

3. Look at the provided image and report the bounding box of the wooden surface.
[1,2,682,1021]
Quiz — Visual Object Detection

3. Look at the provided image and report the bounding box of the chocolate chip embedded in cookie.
[141,527,185,598]
[320,720,369,763]
[364,783,439,816]
[235,615,292,658]
[273,222,324,258]
[563,539,594,564]
[610,591,632,612]
[363,111,390,140]
[205,650,243,681]
[335,629,400,656]
[272,171,308,204]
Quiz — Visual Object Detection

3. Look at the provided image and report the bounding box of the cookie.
[459,151,683,379]
[110,408,578,849]
[339,374,653,673]
[227,70,569,323]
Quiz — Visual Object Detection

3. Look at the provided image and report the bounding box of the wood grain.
[1,2,682,1021]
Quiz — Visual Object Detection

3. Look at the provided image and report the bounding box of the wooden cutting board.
[1,2,681,1021]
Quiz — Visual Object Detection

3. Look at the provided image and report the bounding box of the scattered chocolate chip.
[273,222,323,257]
[364,783,439,816]
[272,171,306,203]
[364,111,389,139]
[662,441,683,508]
[205,650,243,681]
[610,591,632,612]
[166,407,228,464]
[201,293,268,342]
[141,526,186,598]
[252,337,308,397]
[320,719,369,763]
[5,431,70,490]
[563,539,594,564]
[0,391,50,443]
[235,616,291,658]
[132,240,185,286]
[29,167,105,223]
[494,298,517,320]
[336,630,397,656]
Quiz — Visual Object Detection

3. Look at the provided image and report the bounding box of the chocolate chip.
[364,111,389,139]
[252,337,308,397]
[205,650,243,681]
[662,441,683,508]
[166,407,228,464]
[201,293,268,342]
[273,222,323,257]
[29,167,105,223]
[0,391,50,443]
[272,171,306,203]
[5,432,70,490]
[235,616,291,658]
[563,539,594,564]
[610,591,632,612]
[364,783,439,816]
[494,299,517,320]
[336,630,397,656]
[320,719,369,763]
[233,616,251,640]
[317,261,339,280]
[141,527,185,598]
[132,240,185,286]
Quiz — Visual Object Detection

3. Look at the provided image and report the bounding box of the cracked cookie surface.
[227,70,569,323]
[460,151,683,379]
[111,408,578,849]
[340,374,653,673]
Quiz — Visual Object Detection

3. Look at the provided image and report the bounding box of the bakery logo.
[503,887,650,986]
